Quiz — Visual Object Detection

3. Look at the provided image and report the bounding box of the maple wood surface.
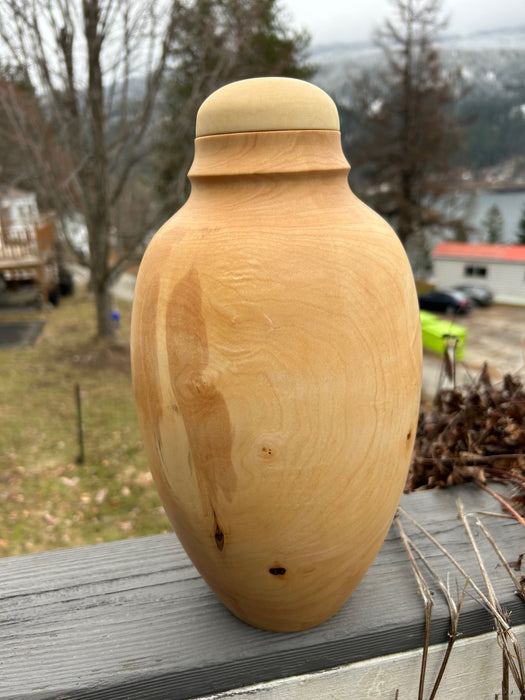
[195,77,340,136]
[131,119,422,631]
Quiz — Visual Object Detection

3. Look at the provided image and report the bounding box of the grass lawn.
[0,290,169,558]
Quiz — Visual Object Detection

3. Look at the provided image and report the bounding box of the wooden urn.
[130,77,422,632]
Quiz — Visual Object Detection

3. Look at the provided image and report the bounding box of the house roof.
[432,242,525,263]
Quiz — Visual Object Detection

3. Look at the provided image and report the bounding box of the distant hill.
[309,25,525,91]
[309,26,525,173]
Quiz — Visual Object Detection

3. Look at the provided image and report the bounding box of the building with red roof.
[431,242,525,305]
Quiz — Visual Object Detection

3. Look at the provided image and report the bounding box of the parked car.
[58,265,75,296]
[453,284,493,307]
[418,288,472,314]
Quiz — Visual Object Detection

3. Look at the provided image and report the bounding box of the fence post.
[75,383,85,464]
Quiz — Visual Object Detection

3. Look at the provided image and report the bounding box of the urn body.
[131,78,422,631]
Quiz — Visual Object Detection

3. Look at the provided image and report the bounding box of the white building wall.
[433,259,464,287]
[488,263,525,303]
[0,191,38,224]
[433,258,525,305]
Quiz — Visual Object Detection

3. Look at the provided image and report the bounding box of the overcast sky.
[282,0,525,45]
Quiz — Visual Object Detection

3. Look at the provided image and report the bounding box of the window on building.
[464,265,487,278]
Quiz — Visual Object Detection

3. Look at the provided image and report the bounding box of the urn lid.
[195,77,340,137]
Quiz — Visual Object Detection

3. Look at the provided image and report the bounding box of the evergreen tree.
[156,0,314,218]
[516,202,525,245]
[482,204,504,244]
[340,0,466,248]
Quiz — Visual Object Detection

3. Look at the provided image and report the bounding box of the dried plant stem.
[428,578,468,700]
[403,534,468,700]
[418,454,525,466]
[457,502,515,694]
[395,517,433,700]
[396,518,468,700]
[397,507,514,631]
[429,630,457,700]
[476,518,525,603]
[475,511,515,520]
[473,479,525,528]
[487,466,525,485]
[398,504,525,697]
[457,501,498,606]
[503,652,510,700]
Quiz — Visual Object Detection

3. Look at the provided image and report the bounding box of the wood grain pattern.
[131,94,422,631]
[0,485,523,699]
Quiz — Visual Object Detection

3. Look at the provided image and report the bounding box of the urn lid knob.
[195,77,340,137]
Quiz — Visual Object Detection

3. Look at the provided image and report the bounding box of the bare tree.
[0,0,180,337]
[340,0,467,252]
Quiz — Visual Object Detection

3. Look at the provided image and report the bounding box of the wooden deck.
[0,483,523,699]
[0,255,42,270]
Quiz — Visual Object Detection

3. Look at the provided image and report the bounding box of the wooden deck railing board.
[1,483,523,699]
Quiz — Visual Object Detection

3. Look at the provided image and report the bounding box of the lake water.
[464,190,525,243]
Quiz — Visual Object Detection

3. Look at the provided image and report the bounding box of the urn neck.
[188,130,350,180]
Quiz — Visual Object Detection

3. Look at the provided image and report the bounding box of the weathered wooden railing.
[1,484,523,699]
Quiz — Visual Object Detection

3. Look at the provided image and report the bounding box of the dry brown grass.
[0,291,169,557]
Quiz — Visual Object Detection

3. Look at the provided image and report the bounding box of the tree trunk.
[87,213,114,338]
[84,0,113,339]
[93,278,114,339]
